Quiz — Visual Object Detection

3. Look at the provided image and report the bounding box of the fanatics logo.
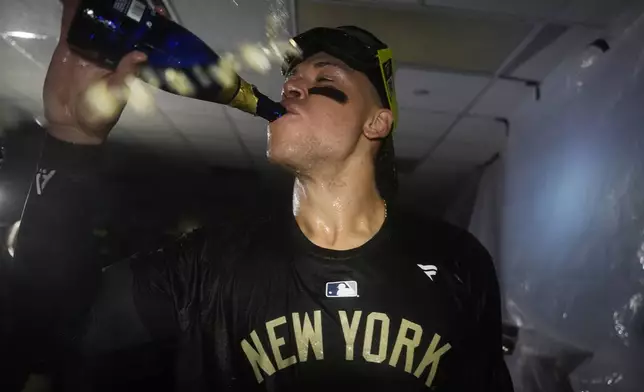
[417,264,438,281]
[326,281,358,298]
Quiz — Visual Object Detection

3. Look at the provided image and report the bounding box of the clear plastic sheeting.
[469,6,644,392]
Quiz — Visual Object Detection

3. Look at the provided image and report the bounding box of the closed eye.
[316,76,333,83]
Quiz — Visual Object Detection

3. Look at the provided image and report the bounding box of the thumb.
[108,51,148,87]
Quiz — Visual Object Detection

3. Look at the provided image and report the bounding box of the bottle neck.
[227,78,259,115]
[227,79,286,122]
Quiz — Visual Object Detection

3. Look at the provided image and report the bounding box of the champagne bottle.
[66,0,286,122]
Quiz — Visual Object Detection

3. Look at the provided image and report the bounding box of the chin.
[266,145,304,174]
[267,146,291,167]
[267,117,286,142]
[267,123,300,161]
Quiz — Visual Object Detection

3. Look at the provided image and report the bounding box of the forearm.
[12,132,107,370]
[12,133,180,376]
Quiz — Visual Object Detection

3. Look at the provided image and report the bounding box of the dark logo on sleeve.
[35,168,56,196]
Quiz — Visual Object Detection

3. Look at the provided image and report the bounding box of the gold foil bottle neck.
[227,78,259,115]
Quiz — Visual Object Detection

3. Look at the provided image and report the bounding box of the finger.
[108,51,148,87]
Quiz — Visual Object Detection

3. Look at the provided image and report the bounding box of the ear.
[363,109,393,140]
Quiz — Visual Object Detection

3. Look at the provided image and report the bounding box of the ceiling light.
[2,31,48,40]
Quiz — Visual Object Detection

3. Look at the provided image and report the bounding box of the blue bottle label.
[113,0,147,22]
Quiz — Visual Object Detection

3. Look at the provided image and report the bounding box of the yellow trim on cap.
[376,48,398,130]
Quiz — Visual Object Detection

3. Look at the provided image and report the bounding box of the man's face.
[267,52,387,173]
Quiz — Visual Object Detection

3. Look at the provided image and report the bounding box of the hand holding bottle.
[65,0,289,122]
[43,0,147,145]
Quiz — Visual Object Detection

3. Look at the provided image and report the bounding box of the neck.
[293,160,386,251]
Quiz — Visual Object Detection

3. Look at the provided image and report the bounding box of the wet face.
[267,52,392,174]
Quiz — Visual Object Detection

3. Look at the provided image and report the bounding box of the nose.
[282,78,307,100]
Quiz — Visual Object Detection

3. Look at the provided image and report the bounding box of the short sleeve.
[459,231,514,391]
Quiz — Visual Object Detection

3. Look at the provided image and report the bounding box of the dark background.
[0,117,414,268]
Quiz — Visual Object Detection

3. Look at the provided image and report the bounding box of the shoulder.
[132,204,287,273]
[390,210,501,318]
[391,211,491,259]
[198,204,290,266]
[202,203,286,245]
[389,210,497,285]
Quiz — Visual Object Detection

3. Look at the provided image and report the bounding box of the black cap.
[285,26,399,201]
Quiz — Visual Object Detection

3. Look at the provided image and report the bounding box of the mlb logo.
[326,281,359,298]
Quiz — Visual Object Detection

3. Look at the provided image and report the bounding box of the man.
[9,1,513,391]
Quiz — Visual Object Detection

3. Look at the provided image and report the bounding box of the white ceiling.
[396,69,489,113]
[0,0,634,207]
[342,0,638,26]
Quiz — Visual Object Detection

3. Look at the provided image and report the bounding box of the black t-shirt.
[80,207,511,391]
[9,136,510,391]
